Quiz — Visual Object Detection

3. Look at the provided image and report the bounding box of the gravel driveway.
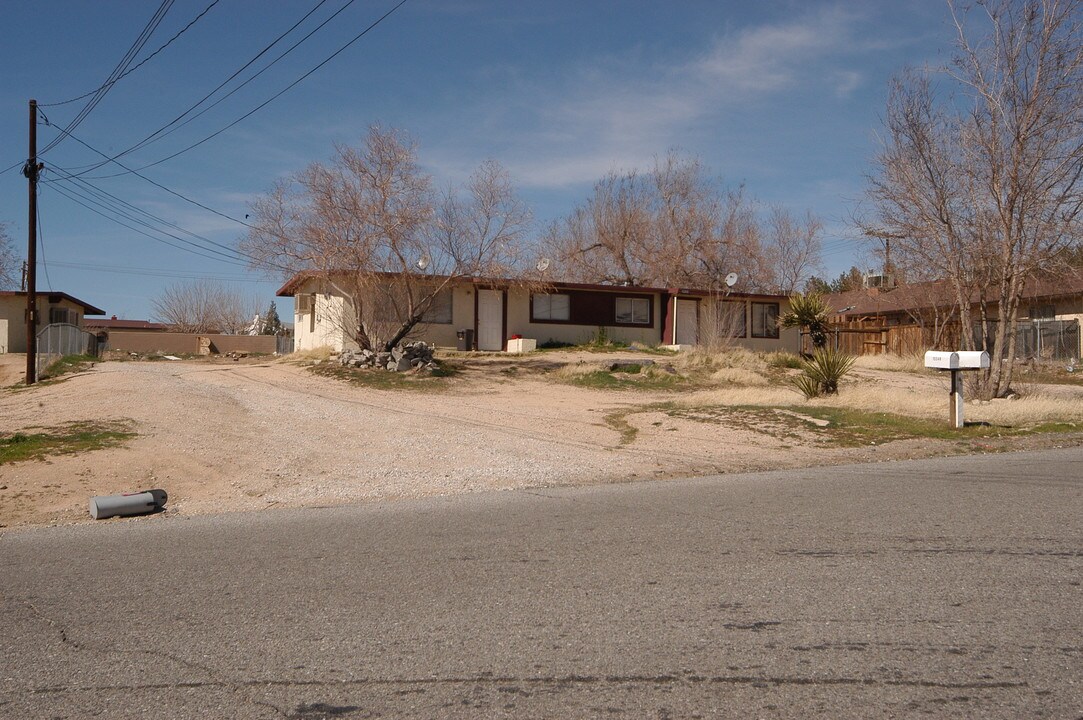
[0,357,1078,529]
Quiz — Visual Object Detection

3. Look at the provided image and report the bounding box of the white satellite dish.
[536,258,551,272]
[417,254,430,271]
[725,272,738,287]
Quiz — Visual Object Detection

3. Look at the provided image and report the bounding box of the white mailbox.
[956,351,990,369]
[923,349,990,429]
[924,350,990,370]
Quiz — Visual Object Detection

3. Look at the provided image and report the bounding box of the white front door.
[675,298,699,346]
[477,289,504,351]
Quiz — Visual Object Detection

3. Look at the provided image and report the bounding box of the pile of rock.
[338,341,437,372]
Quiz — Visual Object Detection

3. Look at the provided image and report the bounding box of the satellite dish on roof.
[536,258,551,272]
[724,272,738,287]
[417,253,430,271]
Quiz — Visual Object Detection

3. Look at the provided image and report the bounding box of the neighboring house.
[277,272,799,353]
[824,269,1083,359]
[0,291,105,354]
[826,270,1083,326]
[83,316,169,332]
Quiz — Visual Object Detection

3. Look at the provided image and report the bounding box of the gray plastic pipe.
[89,489,168,520]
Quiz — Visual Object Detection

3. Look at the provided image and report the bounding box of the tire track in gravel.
[212,363,726,467]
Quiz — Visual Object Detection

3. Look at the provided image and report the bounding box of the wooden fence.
[801,319,1080,361]
[800,321,960,356]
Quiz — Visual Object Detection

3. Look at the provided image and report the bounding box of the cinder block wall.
[103,331,277,355]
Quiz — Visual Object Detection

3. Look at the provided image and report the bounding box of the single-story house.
[824,270,1083,359]
[826,269,1083,327]
[276,272,799,354]
[0,291,105,354]
[83,316,169,332]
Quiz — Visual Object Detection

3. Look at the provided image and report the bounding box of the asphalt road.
[2,448,1081,719]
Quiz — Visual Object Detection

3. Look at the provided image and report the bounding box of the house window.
[422,289,453,324]
[296,294,314,314]
[615,297,650,325]
[751,302,780,339]
[49,307,78,325]
[532,293,570,321]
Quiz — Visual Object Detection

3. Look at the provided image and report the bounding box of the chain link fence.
[997,319,1080,362]
[35,323,101,377]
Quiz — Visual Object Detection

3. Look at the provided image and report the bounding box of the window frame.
[49,307,79,325]
[421,288,453,325]
[751,302,780,339]
[614,296,651,326]
[531,293,571,322]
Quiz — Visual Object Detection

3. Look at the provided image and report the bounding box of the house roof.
[276,270,789,301]
[825,269,1083,319]
[83,317,168,331]
[0,291,105,316]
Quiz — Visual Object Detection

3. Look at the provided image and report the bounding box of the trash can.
[456,328,474,351]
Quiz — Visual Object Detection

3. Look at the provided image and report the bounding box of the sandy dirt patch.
[1,355,1080,530]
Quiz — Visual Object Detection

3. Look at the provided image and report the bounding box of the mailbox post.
[923,351,991,429]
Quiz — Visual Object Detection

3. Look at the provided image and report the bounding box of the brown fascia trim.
[0,290,106,316]
[665,287,790,302]
[276,270,791,301]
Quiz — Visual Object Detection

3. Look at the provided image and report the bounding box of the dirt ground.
[1,352,1080,530]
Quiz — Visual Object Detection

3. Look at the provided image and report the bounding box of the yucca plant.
[793,347,856,398]
[792,373,823,399]
[779,292,831,350]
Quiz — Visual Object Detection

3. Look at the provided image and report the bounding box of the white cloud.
[452,5,868,189]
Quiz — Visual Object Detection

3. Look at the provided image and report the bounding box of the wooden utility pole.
[23,99,41,385]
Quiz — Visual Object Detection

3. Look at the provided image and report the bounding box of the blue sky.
[0,0,953,320]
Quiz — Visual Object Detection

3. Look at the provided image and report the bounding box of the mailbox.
[923,349,990,429]
[956,351,990,369]
[924,350,990,370]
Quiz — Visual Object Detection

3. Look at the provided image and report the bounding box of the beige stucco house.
[0,291,105,354]
[277,272,798,354]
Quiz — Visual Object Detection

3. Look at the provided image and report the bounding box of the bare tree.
[543,152,821,294]
[241,126,532,352]
[863,0,1083,398]
[764,207,824,295]
[151,280,261,334]
[543,170,654,286]
[0,223,19,290]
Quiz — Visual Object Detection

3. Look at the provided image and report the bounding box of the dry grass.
[677,360,1083,428]
[853,353,929,374]
[551,361,606,380]
[286,346,334,362]
[710,367,769,386]
[677,347,764,373]
[679,385,803,409]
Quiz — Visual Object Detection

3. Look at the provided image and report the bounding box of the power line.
[45,166,295,274]
[40,0,222,108]
[82,0,408,179]
[45,260,275,283]
[45,180,253,267]
[38,1,175,156]
[39,126,301,275]
[46,164,266,265]
[65,0,337,175]
[38,124,258,237]
[36,193,53,291]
